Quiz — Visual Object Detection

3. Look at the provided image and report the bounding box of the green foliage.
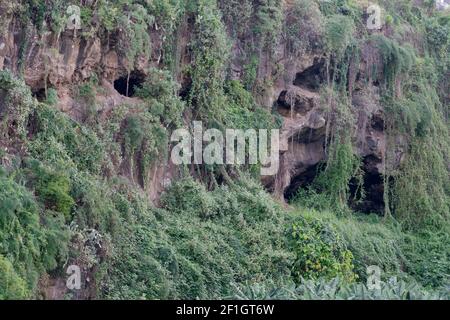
[242,55,259,91]
[188,0,230,123]
[402,229,450,288]
[324,14,355,58]
[147,0,186,71]
[253,0,283,51]
[148,0,185,31]
[28,103,104,174]
[22,160,75,219]
[316,138,362,212]
[21,0,66,34]
[119,4,154,72]
[284,0,324,56]
[69,172,120,232]
[103,175,295,299]
[161,177,217,219]
[0,70,36,138]
[288,215,356,283]
[230,277,449,300]
[218,0,252,37]
[302,210,405,282]
[290,209,450,290]
[370,34,416,90]
[222,80,278,130]
[43,88,58,106]
[96,0,121,32]
[122,111,168,185]
[425,14,450,58]
[0,172,69,293]
[335,216,404,281]
[77,76,98,101]
[1,0,449,301]
[426,14,450,46]
[135,68,185,127]
[123,115,146,156]
[0,255,29,300]
[76,77,99,123]
[37,174,74,219]
[391,141,449,230]
[384,58,449,230]
[293,131,362,214]
[318,0,361,18]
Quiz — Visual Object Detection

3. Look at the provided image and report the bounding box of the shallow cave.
[32,88,48,102]
[371,112,385,132]
[283,155,386,215]
[276,90,317,117]
[293,58,326,91]
[114,71,146,97]
[349,173,385,215]
[284,163,323,201]
[349,156,385,215]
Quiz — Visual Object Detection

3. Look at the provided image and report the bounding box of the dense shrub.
[0,172,69,293]
[288,215,356,283]
[253,0,283,51]
[28,103,104,174]
[24,160,75,219]
[0,255,29,300]
[0,70,35,138]
[188,0,230,123]
[135,68,185,127]
[161,177,218,219]
[230,277,449,300]
[370,34,416,89]
[324,14,355,58]
[0,0,448,302]
[305,210,405,281]
[401,230,450,288]
[104,175,294,299]
[284,0,324,56]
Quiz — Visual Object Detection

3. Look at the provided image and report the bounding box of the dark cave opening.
[371,112,385,132]
[276,90,316,117]
[293,58,326,91]
[284,156,386,215]
[276,90,293,118]
[284,163,323,201]
[349,156,385,215]
[114,71,146,97]
[32,88,48,102]
[349,172,385,215]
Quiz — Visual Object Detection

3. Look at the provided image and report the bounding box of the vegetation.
[0,0,448,301]
[231,277,449,300]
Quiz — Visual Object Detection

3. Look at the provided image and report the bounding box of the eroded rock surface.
[0,6,405,215]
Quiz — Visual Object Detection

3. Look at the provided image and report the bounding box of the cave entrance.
[284,156,386,215]
[114,70,146,97]
[294,58,326,91]
[284,163,323,201]
[349,156,385,215]
[32,84,55,103]
[32,88,47,102]
[349,172,385,215]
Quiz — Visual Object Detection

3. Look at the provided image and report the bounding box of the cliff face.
[0,1,402,214]
[0,1,449,300]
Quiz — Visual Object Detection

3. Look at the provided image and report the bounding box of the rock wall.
[0,3,406,213]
